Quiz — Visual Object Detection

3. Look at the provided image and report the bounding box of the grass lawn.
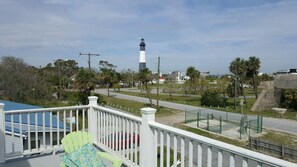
[101,94,181,117]
[113,90,297,120]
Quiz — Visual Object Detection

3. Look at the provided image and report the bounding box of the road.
[95,89,297,135]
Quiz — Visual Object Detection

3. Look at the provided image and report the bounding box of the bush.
[280,89,297,110]
[201,91,227,107]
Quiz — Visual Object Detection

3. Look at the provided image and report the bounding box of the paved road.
[95,89,297,135]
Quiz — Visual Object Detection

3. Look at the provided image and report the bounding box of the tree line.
[0,56,156,106]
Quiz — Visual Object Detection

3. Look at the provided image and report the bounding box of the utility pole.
[157,56,160,111]
[79,52,100,69]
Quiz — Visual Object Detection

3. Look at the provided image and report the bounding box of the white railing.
[0,103,89,161]
[1,96,297,167]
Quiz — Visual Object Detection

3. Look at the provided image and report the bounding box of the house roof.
[0,100,68,136]
[274,74,297,89]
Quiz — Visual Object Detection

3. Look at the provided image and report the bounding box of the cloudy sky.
[0,0,296,74]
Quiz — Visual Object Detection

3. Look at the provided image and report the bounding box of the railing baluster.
[11,114,15,153]
[207,146,212,167]
[82,109,85,132]
[70,110,73,132]
[57,111,60,147]
[189,140,193,167]
[197,143,202,167]
[135,122,138,165]
[229,153,235,167]
[103,112,106,145]
[35,112,38,150]
[166,132,170,167]
[119,117,122,157]
[27,112,31,152]
[112,115,115,150]
[122,118,126,158]
[242,157,248,167]
[218,149,223,167]
[160,130,164,167]
[43,112,46,149]
[108,114,111,149]
[257,162,262,167]
[115,115,118,152]
[154,128,158,167]
[130,120,134,162]
[126,119,129,160]
[19,114,23,154]
[99,110,102,143]
[173,135,177,167]
[63,110,66,138]
[76,109,79,131]
[181,137,185,167]
[50,111,52,148]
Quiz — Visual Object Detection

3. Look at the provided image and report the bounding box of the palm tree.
[246,56,261,99]
[75,68,96,104]
[229,58,247,109]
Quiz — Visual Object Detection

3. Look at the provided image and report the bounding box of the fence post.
[88,96,98,143]
[281,145,285,157]
[219,116,222,134]
[0,103,5,163]
[257,115,259,133]
[207,114,209,130]
[140,107,157,167]
[184,109,186,124]
[197,111,200,128]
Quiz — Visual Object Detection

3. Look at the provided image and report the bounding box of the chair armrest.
[97,152,122,167]
[60,162,67,167]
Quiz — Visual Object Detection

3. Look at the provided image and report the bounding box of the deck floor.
[0,153,62,167]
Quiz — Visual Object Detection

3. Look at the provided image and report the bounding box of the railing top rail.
[149,121,297,167]
[92,106,142,123]
[4,105,90,114]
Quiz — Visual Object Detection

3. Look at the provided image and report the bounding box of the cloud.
[0,0,296,73]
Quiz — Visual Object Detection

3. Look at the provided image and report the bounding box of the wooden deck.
[0,152,62,167]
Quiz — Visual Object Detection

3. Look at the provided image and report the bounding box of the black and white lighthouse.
[139,38,146,71]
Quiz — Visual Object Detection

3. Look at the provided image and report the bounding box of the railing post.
[0,103,5,163]
[88,96,98,143]
[140,107,156,167]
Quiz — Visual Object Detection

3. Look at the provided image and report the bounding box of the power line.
[79,52,100,69]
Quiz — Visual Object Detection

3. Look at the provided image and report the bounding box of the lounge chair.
[60,131,122,167]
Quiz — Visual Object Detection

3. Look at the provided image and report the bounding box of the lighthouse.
[139,38,146,71]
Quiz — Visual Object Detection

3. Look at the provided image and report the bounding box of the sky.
[0,0,297,74]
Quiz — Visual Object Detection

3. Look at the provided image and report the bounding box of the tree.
[53,59,78,98]
[186,66,200,94]
[75,68,96,104]
[164,77,179,100]
[0,56,35,102]
[99,61,118,97]
[138,68,153,106]
[201,91,227,107]
[246,56,261,99]
[229,58,247,109]
[120,69,135,87]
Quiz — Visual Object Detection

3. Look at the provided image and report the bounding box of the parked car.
[107,132,140,150]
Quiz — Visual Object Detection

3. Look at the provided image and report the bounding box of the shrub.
[280,89,297,111]
[201,91,227,107]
